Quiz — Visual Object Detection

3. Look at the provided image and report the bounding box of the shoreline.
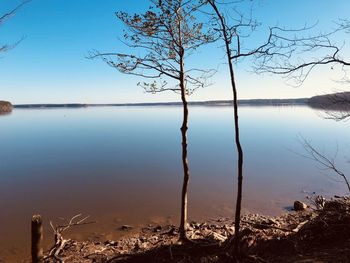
[37,196,350,262]
[10,92,350,110]
[12,98,308,109]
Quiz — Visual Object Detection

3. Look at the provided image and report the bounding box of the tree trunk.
[179,97,190,242]
[225,40,244,259]
[208,1,244,259]
[178,45,190,242]
[230,61,244,259]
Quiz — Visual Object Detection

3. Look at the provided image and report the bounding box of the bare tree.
[90,0,214,243]
[205,0,281,257]
[206,1,244,257]
[203,1,334,258]
[0,1,29,54]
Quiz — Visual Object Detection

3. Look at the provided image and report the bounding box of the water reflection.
[0,105,349,261]
[0,111,12,116]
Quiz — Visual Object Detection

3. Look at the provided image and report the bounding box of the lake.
[0,105,349,261]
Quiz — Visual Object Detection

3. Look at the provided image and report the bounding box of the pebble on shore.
[294,200,308,211]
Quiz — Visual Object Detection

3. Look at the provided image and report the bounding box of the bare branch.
[89,0,215,95]
[47,214,96,261]
[253,20,350,86]
[0,1,30,54]
[298,136,350,193]
[0,0,30,24]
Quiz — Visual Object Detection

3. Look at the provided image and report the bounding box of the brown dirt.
[39,196,350,263]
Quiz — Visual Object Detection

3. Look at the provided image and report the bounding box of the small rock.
[134,239,146,250]
[200,222,208,228]
[139,236,147,242]
[104,240,118,246]
[209,231,227,242]
[262,218,277,225]
[224,225,235,234]
[154,225,162,232]
[190,221,201,229]
[149,235,158,243]
[294,201,307,211]
[120,225,133,230]
[168,226,178,236]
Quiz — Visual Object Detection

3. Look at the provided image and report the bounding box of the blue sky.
[0,0,349,104]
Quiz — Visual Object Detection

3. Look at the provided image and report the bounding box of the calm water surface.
[0,106,349,261]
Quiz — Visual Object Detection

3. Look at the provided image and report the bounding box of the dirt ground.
[39,196,350,263]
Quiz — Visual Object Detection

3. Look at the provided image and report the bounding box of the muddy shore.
[33,196,350,263]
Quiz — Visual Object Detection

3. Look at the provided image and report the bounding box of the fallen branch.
[241,220,292,232]
[46,214,96,262]
[241,219,310,233]
[291,220,309,233]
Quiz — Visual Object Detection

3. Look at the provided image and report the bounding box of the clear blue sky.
[0,0,349,104]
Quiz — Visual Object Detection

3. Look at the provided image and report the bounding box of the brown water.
[0,106,349,262]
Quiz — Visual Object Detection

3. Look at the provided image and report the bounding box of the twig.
[298,135,350,193]
[291,220,309,233]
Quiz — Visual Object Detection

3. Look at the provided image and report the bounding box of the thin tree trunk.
[208,1,244,259]
[179,93,190,242]
[229,58,244,259]
[176,5,191,242]
[224,34,244,258]
[178,43,190,242]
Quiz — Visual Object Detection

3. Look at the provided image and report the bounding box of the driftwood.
[46,214,95,262]
[241,219,310,233]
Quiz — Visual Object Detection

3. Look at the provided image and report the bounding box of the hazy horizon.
[11,96,311,106]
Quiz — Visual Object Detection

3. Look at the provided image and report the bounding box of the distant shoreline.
[14,98,308,109]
